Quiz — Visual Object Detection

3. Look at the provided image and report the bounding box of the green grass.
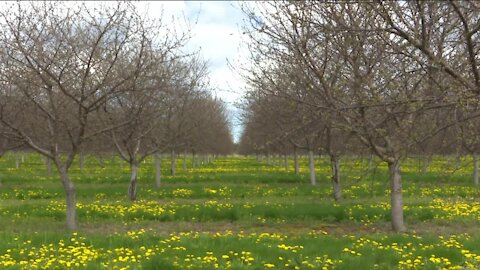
[0,153,479,269]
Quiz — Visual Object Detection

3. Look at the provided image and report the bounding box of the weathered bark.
[422,155,428,175]
[128,162,138,201]
[388,159,406,232]
[474,153,479,186]
[308,150,316,185]
[284,154,289,172]
[183,150,187,171]
[58,165,76,231]
[171,149,176,176]
[155,153,161,188]
[330,154,341,201]
[294,147,299,175]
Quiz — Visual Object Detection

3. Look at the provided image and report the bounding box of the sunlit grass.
[0,153,479,269]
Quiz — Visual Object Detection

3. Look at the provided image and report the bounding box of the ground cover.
[0,154,479,269]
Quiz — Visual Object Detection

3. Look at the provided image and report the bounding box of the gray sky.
[139,1,249,142]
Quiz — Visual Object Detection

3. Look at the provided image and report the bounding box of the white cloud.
[182,1,248,141]
[66,1,250,140]
[135,1,187,21]
[121,1,251,141]
[1,1,248,142]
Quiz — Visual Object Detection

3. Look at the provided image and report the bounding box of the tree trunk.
[192,152,196,168]
[58,165,76,231]
[15,154,20,169]
[294,147,299,175]
[273,155,277,167]
[473,153,479,186]
[284,154,289,172]
[455,153,461,167]
[330,154,341,201]
[368,154,374,171]
[155,153,161,188]
[0,154,3,186]
[46,158,52,177]
[422,155,428,175]
[308,150,316,185]
[171,149,176,176]
[79,152,85,173]
[128,162,138,201]
[266,154,271,165]
[183,150,187,171]
[98,156,105,168]
[388,159,406,232]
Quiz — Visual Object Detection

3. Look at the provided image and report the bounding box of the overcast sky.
[138,1,249,142]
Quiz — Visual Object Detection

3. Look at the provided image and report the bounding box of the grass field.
[0,153,479,269]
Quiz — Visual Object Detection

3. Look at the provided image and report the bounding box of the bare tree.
[375,1,480,95]
[0,130,24,187]
[104,53,209,199]
[189,96,234,156]
[374,1,480,185]
[240,1,474,232]
[0,2,160,230]
[457,109,480,185]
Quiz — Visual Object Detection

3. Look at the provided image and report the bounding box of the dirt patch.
[77,220,479,237]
